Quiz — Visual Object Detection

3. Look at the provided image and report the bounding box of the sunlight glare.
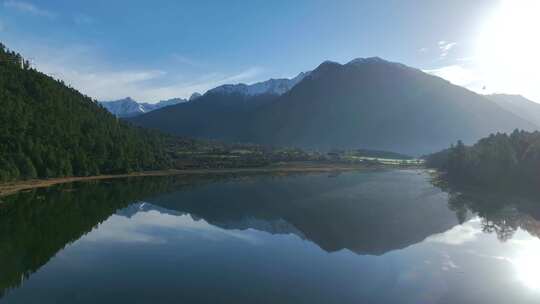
[476,0,540,96]
[513,240,540,290]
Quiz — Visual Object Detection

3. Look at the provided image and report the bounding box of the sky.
[0,0,538,103]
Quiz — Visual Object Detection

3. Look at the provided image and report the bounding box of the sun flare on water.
[512,240,540,290]
[475,0,540,97]
[481,1,540,287]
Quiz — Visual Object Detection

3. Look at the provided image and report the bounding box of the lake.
[1,169,540,304]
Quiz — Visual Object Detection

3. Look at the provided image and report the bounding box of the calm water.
[1,170,540,303]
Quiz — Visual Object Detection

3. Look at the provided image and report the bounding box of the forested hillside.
[426,129,540,189]
[0,43,171,181]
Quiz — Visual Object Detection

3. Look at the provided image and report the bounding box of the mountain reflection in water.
[1,170,540,303]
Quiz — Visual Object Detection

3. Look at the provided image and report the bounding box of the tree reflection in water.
[444,185,540,242]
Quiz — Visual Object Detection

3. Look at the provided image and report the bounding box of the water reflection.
[446,188,540,242]
[0,175,209,298]
[441,187,540,292]
[144,170,460,255]
[513,241,540,290]
[1,170,540,303]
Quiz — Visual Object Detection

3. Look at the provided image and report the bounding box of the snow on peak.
[100,97,186,117]
[206,71,309,97]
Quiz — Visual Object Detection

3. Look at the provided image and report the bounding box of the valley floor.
[0,162,398,197]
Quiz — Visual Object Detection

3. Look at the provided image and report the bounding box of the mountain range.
[99,73,308,118]
[129,57,539,155]
[206,71,309,96]
[99,95,194,118]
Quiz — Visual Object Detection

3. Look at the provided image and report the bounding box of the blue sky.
[1,0,538,102]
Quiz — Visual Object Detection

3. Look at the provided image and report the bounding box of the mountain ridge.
[486,94,540,126]
[100,97,188,118]
[130,57,537,155]
[206,71,309,97]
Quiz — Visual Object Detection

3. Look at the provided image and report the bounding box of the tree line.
[425,129,540,189]
[0,43,172,181]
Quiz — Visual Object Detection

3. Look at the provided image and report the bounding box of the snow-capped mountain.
[205,71,309,96]
[129,57,538,155]
[100,71,309,118]
[100,97,188,118]
[116,202,307,239]
[99,97,143,117]
[116,202,186,218]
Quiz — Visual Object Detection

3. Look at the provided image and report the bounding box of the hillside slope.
[249,58,538,154]
[0,44,171,181]
[129,92,278,143]
[487,94,540,126]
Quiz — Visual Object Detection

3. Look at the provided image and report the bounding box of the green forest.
[0,43,173,181]
[426,129,540,189]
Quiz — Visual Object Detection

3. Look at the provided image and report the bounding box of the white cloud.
[438,41,457,58]
[130,67,264,102]
[11,41,263,102]
[3,0,55,18]
[419,47,429,53]
[40,63,168,101]
[220,66,262,83]
[441,43,457,52]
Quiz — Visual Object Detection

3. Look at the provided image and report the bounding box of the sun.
[475,0,540,97]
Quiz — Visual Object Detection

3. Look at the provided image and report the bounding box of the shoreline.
[0,162,383,197]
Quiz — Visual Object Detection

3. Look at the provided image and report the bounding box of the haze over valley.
[127,57,539,155]
[2,1,540,303]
